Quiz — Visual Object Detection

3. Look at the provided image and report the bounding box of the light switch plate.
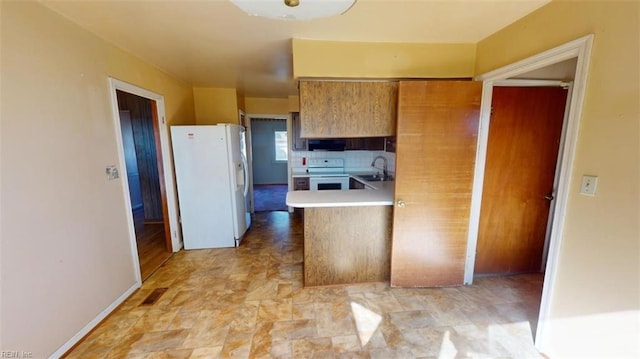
[580,175,598,196]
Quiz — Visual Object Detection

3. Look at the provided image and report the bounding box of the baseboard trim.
[49,282,139,358]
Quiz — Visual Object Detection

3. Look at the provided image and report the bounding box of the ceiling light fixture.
[284,0,300,7]
[230,0,356,21]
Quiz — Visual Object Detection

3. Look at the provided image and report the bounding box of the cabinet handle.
[396,200,405,208]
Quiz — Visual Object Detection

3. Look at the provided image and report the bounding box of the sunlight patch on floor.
[438,330,458,358]
[350,301,382,346]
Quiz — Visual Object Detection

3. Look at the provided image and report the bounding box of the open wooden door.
[475,86,568,275]
[391,81,482,287]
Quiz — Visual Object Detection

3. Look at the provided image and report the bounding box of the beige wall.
[244,97,290,115]
[236,91,246,113]
[476,1,639,356]
[193,87,240,125]
[293,39,476,79]
[0,2,195,356]
[288,95,300,113]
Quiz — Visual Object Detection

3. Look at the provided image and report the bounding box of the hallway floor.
[67,212,544,358]
[253,184,288,212]
[133,208,173,280]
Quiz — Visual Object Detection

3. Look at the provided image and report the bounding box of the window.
[274,130,288,162]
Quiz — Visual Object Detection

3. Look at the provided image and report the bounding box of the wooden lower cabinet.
[304,206,392,286]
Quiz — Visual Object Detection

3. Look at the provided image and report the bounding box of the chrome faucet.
[371,156,388,178]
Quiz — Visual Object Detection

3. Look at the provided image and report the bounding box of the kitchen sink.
[357,174,393,182]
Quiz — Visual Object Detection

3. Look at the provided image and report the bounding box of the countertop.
[286,174,395,208]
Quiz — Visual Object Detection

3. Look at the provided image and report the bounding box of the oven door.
[309,176,349,191]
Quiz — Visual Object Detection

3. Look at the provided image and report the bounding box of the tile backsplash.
[290,150,396,174]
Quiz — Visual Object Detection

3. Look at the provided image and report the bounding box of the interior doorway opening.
[116,90,173,280]
[249,117,289,212]
[465,36,593,351]
[473,81,573,339]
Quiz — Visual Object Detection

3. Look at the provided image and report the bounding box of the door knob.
[544,192,554,201]
[396,200,406,208]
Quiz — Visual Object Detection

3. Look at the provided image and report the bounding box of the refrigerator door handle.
[241,152,249,197]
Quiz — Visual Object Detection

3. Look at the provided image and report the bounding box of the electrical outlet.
[106,165,119,180]
[580,175,598,196]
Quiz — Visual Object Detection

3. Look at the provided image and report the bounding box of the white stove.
[307,158,349,190]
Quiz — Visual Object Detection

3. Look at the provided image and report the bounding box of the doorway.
[109,78,181,285]
[249,118,289,212]
[464,36,593,350]
[116,90,173,280]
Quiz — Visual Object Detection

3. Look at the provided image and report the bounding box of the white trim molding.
[462,34,593,352]
[476,35,592,82]
[464,80,494,285]
[108,78,182,256]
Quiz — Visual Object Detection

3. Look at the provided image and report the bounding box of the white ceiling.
[41,0,550,98]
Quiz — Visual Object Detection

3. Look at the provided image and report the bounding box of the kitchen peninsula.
[286,177,394,287]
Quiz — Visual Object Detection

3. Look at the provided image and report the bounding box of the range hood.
[307,139,346,151]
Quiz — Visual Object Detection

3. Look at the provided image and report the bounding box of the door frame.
[238,110,251,213]
[108,78,182,285]
[286,112,295,213]
[463,35,593,349]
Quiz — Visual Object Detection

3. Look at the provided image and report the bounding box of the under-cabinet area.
[291,111,390,152]
[292,79,398,154]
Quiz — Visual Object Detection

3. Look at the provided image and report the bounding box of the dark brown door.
[475,86,568,275]
[391,81,482,287]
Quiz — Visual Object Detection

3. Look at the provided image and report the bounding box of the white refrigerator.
[171,124,251,249]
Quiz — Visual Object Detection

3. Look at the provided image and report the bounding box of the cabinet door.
[391,81,482,287]
[299,81,398,138]
[293,177,309,191]
[291,112,307,151]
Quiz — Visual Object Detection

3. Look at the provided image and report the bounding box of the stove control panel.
[307,158,344,168]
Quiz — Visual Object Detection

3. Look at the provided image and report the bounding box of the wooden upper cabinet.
[299,80,398,138]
